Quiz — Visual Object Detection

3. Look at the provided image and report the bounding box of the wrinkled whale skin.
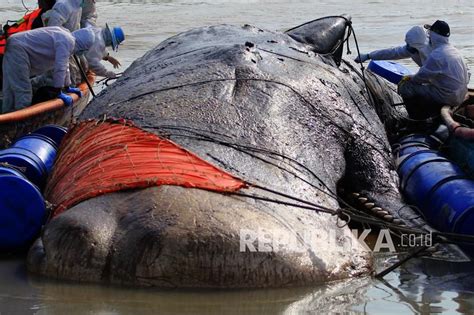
[28,22,409,288]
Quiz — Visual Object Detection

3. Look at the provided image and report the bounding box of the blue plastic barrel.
[398,151,447,189]
[424,179,474,233]
[33,125,68,148]
[0,147,47,189]
[394,142,432,158]
[398,134,442,149]
[12,134,58,172]
[402,160,465,209]
[398,143,474,256]
[367,60,412,84]
[0,165,26,178]
[0,173,46,250]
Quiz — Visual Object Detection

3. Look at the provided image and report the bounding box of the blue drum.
[12,134,58,172]
[0,147,48,189]
[398,142,474,256]
[398,134,442,149]
[367,60,412,84]
[0,172,46,251]
[33,125,68,148]
[425,178,474,234]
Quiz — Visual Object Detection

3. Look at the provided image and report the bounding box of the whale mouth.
[28,184,374,288]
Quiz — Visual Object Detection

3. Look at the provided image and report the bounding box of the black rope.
[73,55,96,98]
[21,0,31,13]
[226,191,339,216]
[141,125,474,244]
[116,75,393,165]
[143,125,367,214]
[96,72,123,87]
[375,246,429,278]
[144,126,341,199]
[132,124,474,248]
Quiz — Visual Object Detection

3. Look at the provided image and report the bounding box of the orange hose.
[441,105,474,140]
[0,73,95,123]
[46,119,247,216]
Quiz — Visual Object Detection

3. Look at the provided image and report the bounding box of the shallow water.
[1,254,473,314]
[1,0,474,314]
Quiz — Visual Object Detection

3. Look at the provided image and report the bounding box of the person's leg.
[2,43,32,112]
[398,81,444,120]
[2,48,20,113]
[69,56,82,86]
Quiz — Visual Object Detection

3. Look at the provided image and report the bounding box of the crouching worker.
[85,24,125,79]
[398,20,470,120]
[1,26,94,114]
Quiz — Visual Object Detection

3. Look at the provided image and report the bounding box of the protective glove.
[105,70,118,79]
[354,53,370,63]
[400,75,411,82]
[397,75,411,88]
[58,92,73,107]
[66,86,82,98]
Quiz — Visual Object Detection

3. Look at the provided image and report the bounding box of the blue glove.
[354,53,370,63]
[66,86,82,98]
[58,92,73,107]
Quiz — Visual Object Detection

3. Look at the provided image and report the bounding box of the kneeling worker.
[1,26,95,114]
[85,24,125,79]
[398,20,470,119]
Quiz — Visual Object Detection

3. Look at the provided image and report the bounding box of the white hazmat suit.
[368,26,431,66]
[85,27,116,78]
[400,31,470,109]
[43,0,83,32]
[1,27,95,113]
[81,0,98,28]
[42,0,84,85]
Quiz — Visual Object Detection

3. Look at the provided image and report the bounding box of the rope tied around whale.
[45,119,474,269]
[45,119,247,216]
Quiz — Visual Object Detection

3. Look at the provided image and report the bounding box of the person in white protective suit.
[39,0,83,86]
[40,0,121,82]
[1,27,95,114]
[85,24,125,78]
[355,25,431,66]
[42,0,82,31]
[81,0,98,28]
[81,1,122,72]
[398,20,470,120]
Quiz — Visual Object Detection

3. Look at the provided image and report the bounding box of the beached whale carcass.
[28,16,412,287]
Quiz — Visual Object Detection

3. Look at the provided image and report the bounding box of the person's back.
[2,27,94,113]
[7,26,75,79]
[43,0,82,31]
[397,20,470,120]
[412,30,469,105]
[81,0,98,28]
